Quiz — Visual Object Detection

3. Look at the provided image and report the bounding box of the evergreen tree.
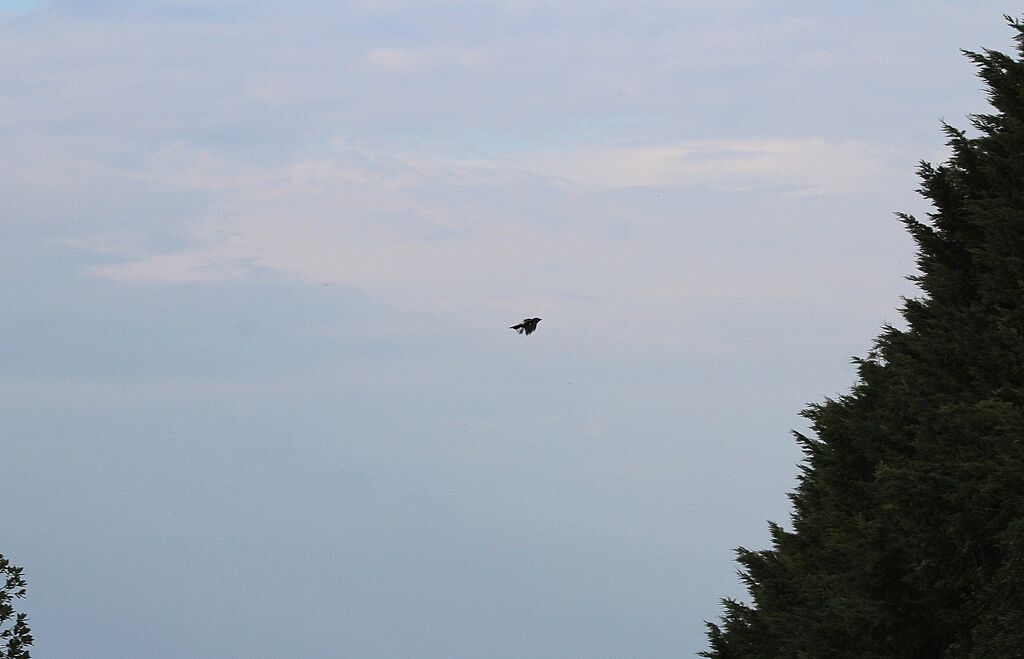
[0,555,32,659]
[703,17,1024,658]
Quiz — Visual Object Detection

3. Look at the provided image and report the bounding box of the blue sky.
[1,2,1017,656]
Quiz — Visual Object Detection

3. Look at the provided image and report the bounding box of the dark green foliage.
[703,17,1024,658]
[0,555,31,659]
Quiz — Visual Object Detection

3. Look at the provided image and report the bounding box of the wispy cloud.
[512,139,896,194]
[72,137,903,334]
[366,47,435,71]
[366,46,491,73]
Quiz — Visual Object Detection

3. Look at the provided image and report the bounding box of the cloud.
[71,137,904,340]
[513,139,896,194]
[366,47,434,72]
[366,46,491,73]
[88,249,258,282]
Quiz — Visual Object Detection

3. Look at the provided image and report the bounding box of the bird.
[510,317,542,335]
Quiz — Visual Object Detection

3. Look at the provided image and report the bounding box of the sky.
[1,1,1018,657]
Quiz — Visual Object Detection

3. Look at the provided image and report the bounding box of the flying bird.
[510,317,542,335]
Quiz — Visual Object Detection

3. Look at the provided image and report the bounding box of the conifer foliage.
[703,17,1024,657]
[0,555,31,659]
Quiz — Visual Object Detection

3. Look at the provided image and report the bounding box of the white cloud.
[366,47,435,72]
[512,139,896,194]
[365,47,490,72]
[74,137,904,338]
[88,249,257,282]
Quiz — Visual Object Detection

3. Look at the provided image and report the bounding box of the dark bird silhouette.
[510,317,542,335]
